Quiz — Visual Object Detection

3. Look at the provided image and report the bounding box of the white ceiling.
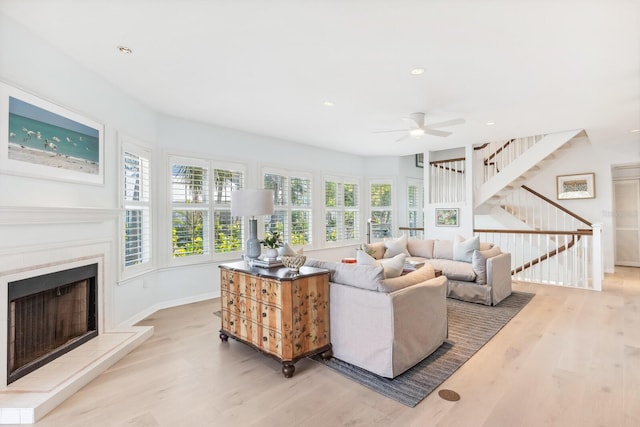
[1,0,639,157]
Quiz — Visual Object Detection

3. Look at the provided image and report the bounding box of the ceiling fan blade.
[401,117,420,130]
[373,129,408,133]
[395,134,410,142]
[423,128,452,137]
[426,118,466,129]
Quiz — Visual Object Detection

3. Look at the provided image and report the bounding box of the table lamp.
[231,189,275,260]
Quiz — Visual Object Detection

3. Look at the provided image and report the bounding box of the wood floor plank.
[21,268,640,427]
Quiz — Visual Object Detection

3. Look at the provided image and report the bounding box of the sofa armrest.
[487,252,512,305]
[329,275,448,378]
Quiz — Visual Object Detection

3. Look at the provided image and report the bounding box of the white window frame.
[323,175,361,246]
[169,156,211,263]
[263,167,313,249]
[119,135,153,279]
[368,178,395,240]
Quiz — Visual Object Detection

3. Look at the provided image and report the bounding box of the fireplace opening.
[7,264,98,384]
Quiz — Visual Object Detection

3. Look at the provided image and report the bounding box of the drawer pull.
[263,336,268,342]
[262,312,267,317]
[262,289,267,294]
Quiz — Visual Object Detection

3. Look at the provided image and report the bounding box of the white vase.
[265,248,279,260]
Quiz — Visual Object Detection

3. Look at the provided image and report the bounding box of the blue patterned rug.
[310,291,534,407]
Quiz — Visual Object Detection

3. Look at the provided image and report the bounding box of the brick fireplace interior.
[7,264,98,384]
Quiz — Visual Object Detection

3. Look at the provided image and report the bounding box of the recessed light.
[486,122,496,126]
[117,46,133,54]
[322,101,335,107]
[410,67,425,75]
[631,129,640,133]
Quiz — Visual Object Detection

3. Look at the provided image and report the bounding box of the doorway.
[613,164,640,267]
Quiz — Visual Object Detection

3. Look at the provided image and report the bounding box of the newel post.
[591,223,603,291]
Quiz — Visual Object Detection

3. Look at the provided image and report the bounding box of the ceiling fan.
[375,112,465,142]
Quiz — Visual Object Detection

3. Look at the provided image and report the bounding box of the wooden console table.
[218,261,332,378]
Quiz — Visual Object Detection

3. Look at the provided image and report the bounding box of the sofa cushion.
[304,258,339,279]
[357,250,406,279]
[332,263,384,291]
[383,235,411,258]
[362,241,385,259]
[472,245,502,285]
[453,235,480,263]
[425,259,477,282]
[407,239,436,259]
[433,240,453,260]
[379,264,436,293]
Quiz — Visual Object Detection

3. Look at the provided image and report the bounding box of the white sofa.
[363,235,512,306]
[304,259,447,378]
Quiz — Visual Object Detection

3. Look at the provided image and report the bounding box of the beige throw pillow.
[356,250,406,279]
[383,235,411,258]
[379,264,435,293]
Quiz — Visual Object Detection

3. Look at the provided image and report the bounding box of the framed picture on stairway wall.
[556,173,595,200]
[435,208,459,227]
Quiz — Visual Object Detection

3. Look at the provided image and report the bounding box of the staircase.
[473,129,602,291]
[474,129,587,208]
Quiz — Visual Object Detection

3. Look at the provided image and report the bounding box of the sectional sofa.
[361,234,512,306]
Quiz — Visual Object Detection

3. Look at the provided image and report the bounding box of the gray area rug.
[310,291,534,407]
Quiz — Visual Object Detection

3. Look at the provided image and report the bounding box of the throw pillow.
[383,235,411,258]
[361,241,385,260]
[453,235,480,263]
[407,239,436,259]
[471,246,502,285]
[332,263,384,291]
[433,239,453,260]
[379,264,435,293]
[356,250,406,279]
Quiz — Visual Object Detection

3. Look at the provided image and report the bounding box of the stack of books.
[251,256,283,268]
[403,260,425,272]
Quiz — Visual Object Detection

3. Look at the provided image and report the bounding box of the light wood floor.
[21,267,640,427]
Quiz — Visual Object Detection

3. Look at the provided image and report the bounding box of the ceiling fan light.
[409,128,425,137]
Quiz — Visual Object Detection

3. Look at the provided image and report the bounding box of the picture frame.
[435,208,459,227]
[0,82,104,185]
[415,153,424,168]
[556,173,595,200]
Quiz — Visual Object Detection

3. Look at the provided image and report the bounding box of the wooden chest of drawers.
[219,261,331,377]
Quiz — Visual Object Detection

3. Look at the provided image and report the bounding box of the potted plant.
[261,231,282,259]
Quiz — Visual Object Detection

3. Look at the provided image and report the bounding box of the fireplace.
[7,264,98,384]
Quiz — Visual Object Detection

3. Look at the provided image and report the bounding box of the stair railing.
[475,185,601,290]
[474,135,544,183]
[429,157,465,203]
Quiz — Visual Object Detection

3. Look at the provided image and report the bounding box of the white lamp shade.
[231,189,274,217]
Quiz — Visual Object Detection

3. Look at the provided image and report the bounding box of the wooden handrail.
[429,158,465,174]
[474,229,592,236]
[511,235,580,275]
[521,185,593,227]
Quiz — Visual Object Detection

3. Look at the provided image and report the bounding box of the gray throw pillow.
[471,246,502,285]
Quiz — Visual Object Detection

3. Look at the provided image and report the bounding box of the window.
[212,167,244,253]
[264,170,312,245]
[171,159,210,257]
[407,178,424,237]
[370,181,392,239]
[324,177,360,243]
[123,147,151,269]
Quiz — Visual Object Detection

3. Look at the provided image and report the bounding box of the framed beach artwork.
[0,82,104,185]
[435,208,459,227]
[556,173,595,200]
